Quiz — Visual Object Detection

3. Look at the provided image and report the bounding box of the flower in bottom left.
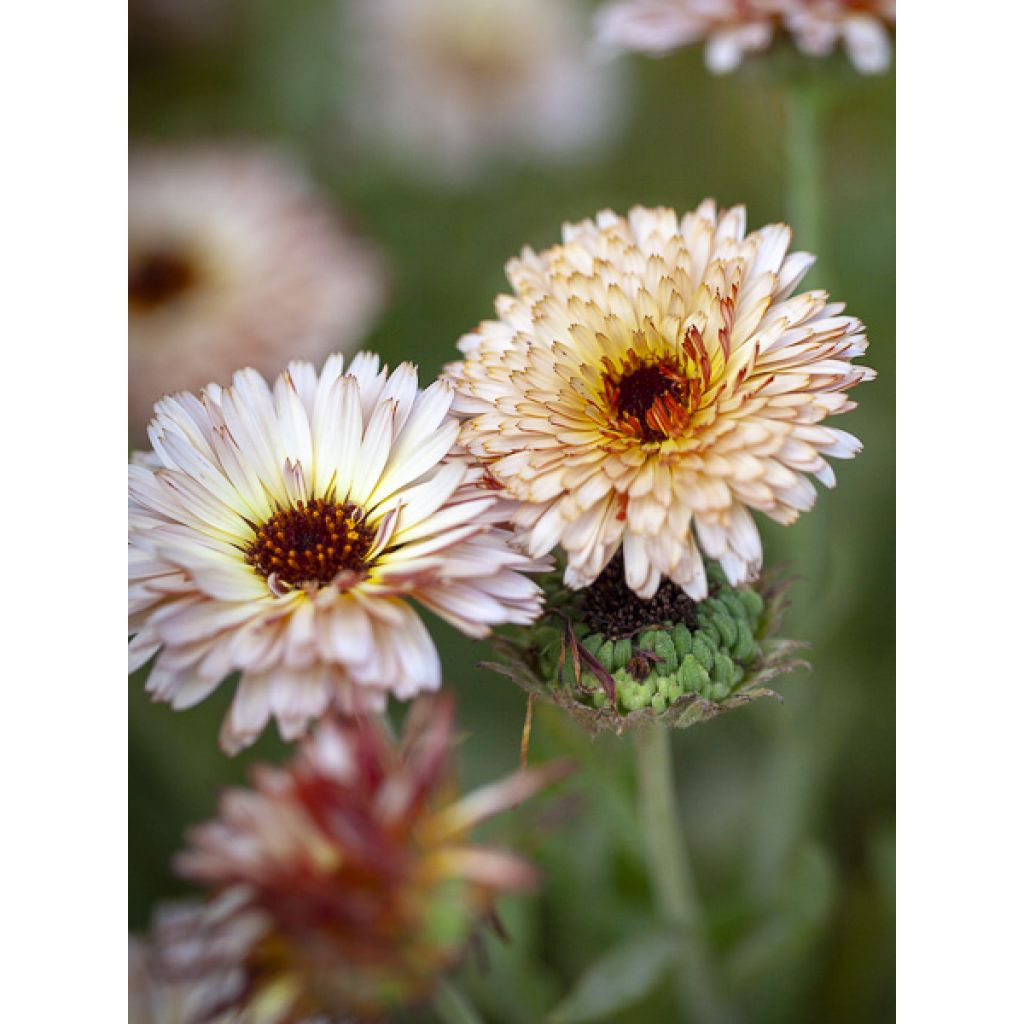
[131,696,572,1023]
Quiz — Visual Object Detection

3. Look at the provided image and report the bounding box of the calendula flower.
[129,146,385,437]
[446,201,873,600]
[129,354,546,754]
[485,558,807,735]
[142,698,572,1021]
[345,0,619,183]
[595,0,894,75]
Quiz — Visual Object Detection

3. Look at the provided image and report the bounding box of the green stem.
[432,978,485,1024]
[635,726,730,1024]
[743,82,838,903]
[785,84,825,274]
[784,81,863,649]
[782,80,836,627]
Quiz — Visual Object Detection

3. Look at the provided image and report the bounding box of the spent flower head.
[137,697,572,1022]
[486,558,807,735]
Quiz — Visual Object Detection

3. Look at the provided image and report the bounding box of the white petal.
[349,399,397,506]
[219,675,272,754]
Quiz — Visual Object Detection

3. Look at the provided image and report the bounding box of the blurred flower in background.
[130,935,241,1023]
[129,0,242,50]
[129,146,385,438]
[783,0,895,73]
[135,697,571,1022]
[595,0,895,74]
[343,0,622,184]
[596,0,777,71]
[129,354,547,754]
[447,201,873,601]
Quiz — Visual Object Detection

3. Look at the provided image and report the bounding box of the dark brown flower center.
[603,353,698,442]
[618,364,684,419]
[245,499,376,588]
[581,553,699,640]
[129,248,197,312]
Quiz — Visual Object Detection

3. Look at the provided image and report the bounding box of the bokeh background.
[129,2,894,1020]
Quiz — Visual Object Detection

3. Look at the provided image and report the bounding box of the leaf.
[548,927,680,1023]
[725,841,837,988]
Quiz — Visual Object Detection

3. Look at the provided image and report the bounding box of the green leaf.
[548,928,680,1023]
[725,841,837,988]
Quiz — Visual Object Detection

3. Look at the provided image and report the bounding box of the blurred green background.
[130,2,894,1020]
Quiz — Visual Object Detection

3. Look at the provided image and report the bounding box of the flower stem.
[635,725,731,1023]
[743,81,839,902]
[785,84,826,276]
[782,80,838,627]
[432,978,484,1024]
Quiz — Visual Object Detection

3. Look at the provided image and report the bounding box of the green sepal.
[712,611,738,648]
[636,629,658,652]
[612,638,633,670]
[739,589,764,620]
[672,624,692,657]
[651,632,678,675]
[697,619,720,648]
[732,620,757,662]
[712,651,735,688]
[720,590,749,623]
[691,635,714,671]
[680,654,710,693]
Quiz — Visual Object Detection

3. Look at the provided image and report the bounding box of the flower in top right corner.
[595,0,895,75]
[445,200,875,602]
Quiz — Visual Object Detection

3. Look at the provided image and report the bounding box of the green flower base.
[484,562,808,736]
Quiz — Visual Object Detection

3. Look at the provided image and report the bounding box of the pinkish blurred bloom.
[595,0,895,74]
[345,0,622,183]
[137,697,572,1021]
[129,145,385,438]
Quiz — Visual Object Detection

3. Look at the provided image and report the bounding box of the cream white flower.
[446,200,873,601]
[129,146,385,437]
[595,0,894,75]
[345,0,620,183]
[129,353,546,754]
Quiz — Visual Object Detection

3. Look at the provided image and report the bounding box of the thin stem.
[635,726,731,1024]
[432,978,485,1024]
[744,82,838,903]
[785,84,825,274]
[782,80,837,627]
